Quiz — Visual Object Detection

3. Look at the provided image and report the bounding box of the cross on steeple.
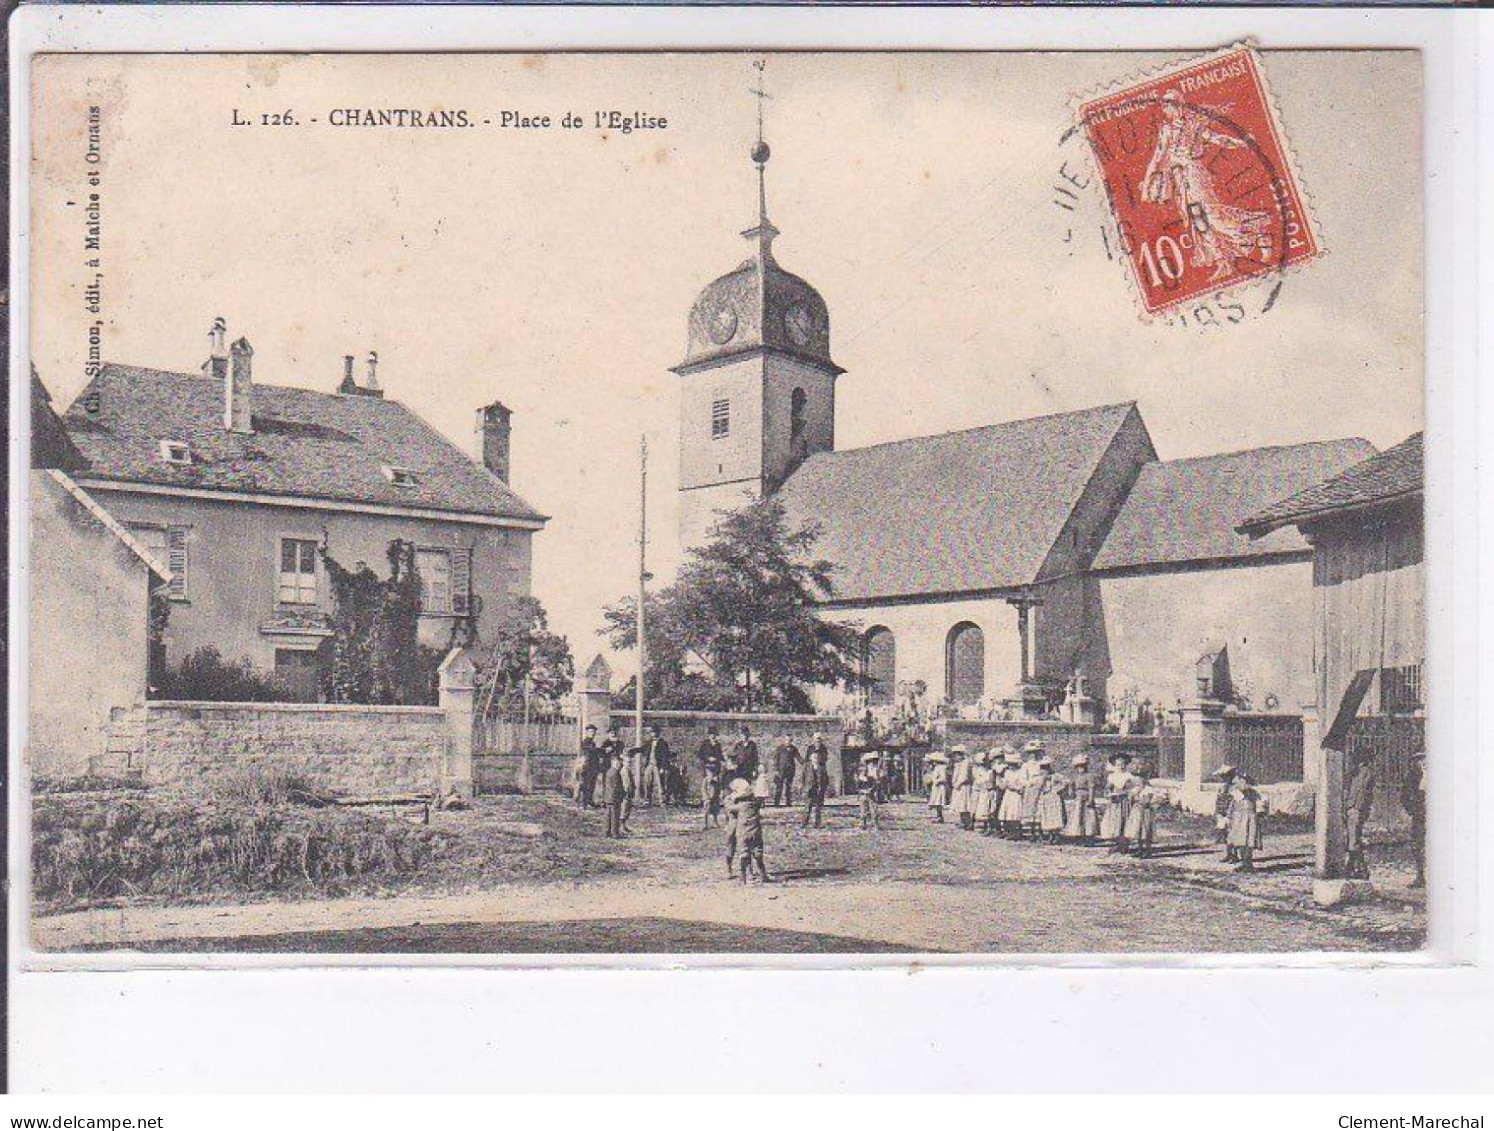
[742,57,779,259]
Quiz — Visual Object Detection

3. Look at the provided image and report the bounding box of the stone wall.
[140,700,451,797]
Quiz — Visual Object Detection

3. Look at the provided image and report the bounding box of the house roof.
[776,402,1143,603]
[31,370,87,472]
[1093,437,1378,573]
[63,363,545,524]
[43,469,172,580]
[1238,432,1423,537]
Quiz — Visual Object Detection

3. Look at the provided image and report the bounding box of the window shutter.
[451,547,472,615]
[166,526,189,600]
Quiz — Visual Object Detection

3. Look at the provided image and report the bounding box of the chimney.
[202,316,228,382]
[226,337,253,433]
[475,401,512,483]
[338,354,358,395]
[365,351,381,393]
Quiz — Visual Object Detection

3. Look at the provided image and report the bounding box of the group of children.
[924,742,1170,857]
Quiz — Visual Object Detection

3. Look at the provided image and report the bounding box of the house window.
[129,523,189,600]
[278,537,319,605]
[711,398,730,440]
[417,547,453,614]
[383,465,419,488]
[157,440,191,466]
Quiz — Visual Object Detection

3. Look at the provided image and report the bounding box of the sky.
[30,50,1423,673]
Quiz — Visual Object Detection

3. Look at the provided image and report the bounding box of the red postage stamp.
[1077,46,1322,316]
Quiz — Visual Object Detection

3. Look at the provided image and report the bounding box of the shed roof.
[1238,432,1423,537]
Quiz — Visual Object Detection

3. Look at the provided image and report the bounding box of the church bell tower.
[673,63,843,553]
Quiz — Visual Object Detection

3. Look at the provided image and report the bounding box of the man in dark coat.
[771,734,799,807]
[1344,751,1377,880]
[601,751,625,838]
[632,725,673,808]
[801,732,831,828]
[1402,750,1426,889]
[729,725,759,787]
[577,724,603,809]
[697,726,725,825]
[603,724,631,833]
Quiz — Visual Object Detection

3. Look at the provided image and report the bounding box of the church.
[673,133,1374,724]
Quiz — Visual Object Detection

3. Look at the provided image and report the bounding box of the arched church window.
[945,622,986,705]
[790,387,807,443]
[864,626,896,707]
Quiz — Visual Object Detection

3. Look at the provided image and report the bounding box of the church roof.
[777,402,1142,603]
[1093,437,1378,574]
[675,250,839,375]
[1238,432,1421,537]
[62,363,546,524]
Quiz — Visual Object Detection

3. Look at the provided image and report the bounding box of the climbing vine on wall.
[316,538,458,706]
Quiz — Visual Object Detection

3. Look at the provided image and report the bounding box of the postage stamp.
[1076,46,1323,317]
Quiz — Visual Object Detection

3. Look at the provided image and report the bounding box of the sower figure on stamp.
[1141,91,1273,284]
[1344,750,1377,880]
[801,732,830,828]
[771,733,798,807]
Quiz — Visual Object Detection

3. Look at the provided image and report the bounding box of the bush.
[215,766,330,807]
[31,793,455,912]
[154,646,294,703]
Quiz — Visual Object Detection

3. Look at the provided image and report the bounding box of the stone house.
[54,321,547,701]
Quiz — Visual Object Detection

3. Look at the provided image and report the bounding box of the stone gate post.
[438,647,477,799]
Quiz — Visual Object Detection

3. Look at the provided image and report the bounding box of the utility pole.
[635,435,648,752]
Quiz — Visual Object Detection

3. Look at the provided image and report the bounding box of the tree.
[318,539,441,705]
[602,498,865,713]
[473,595,575,723]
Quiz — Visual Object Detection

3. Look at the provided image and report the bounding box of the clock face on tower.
[783,303,816,347]
[707,303,739,345]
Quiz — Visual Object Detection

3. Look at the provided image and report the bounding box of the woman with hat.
[1123,769,1161,857]
[1100,752,1138,853]
[1036,756,1067,843]
[997,749,1025,838]
[971,750,998,836]
[924,750,951,824]
[950,747,975,831]
[857,751,883,830]
[1224,770,1262,872]
[1020,741,1047,840]
[1062,754,1100,844]
[1212,765,1237,849]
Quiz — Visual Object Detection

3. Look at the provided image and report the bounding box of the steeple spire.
[742,58,779,260]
